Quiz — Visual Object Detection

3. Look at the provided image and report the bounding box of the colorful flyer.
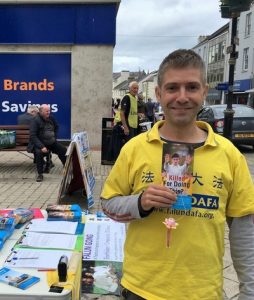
[162,143,194,210]
[82,260,122,296]
[0,267,40,290]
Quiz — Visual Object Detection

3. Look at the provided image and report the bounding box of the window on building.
[236,17,239,37]
[221,41,225,60]
[203,46,206,61]
[243,48,249,71]
[245,13,252,37]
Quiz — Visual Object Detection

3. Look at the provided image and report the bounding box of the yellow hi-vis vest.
[113,110,121,125]
[127,93,138,128]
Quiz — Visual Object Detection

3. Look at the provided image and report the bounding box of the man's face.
[172,157,180,166]
[155,67,208,128]
[40,106,50,119]
[129,84,139,96]
[30,109,38,117]
[164,154,170,162]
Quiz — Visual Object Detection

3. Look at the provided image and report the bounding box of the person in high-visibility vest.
[120,81,139,141]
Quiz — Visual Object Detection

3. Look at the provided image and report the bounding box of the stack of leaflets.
[7,208,34,228]
[46,204,82,222]
[0,217,16,250]
[0,267,40,289]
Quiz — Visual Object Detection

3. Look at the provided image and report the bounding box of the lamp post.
[220,0,253,139]
[223,13,238,139]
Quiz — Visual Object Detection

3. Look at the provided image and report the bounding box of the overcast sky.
[113,0,228,72]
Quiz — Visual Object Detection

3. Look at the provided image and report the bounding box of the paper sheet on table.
[83,216,126,262]
[4,249,72,269]
[17,232,78,250]
[25,219,78,234]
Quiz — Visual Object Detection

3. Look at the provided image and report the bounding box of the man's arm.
[50,116,59,136]
[120,95,130,135]
[29,118,44,149]
[101,185,176,223]
[120,110,129,136]
[101,194,142,222]
[228,215,254,299]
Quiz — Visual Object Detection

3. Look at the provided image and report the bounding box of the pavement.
[0,146,253,300]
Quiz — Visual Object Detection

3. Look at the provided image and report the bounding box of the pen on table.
[13,257,39,260]
[37,269,56,272]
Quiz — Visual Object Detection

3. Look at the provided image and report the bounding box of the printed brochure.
[162,143,194,210]
[0,267,40,290]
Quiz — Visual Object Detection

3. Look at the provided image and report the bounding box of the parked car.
[197,104,254,148]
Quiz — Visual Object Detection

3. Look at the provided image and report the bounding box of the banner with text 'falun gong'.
[0,53,71,139]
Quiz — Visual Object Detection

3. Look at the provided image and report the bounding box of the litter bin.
[139,121,152,133]
[101,117,114,165]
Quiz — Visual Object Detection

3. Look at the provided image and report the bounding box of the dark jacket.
[17,113,35,125]
[30,114,58,150]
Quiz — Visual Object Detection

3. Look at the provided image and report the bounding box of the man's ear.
[203,83,209,99]
[155,85,161,102]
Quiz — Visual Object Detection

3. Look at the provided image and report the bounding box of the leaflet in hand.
[0,267,40,290]
[162,143,194,210]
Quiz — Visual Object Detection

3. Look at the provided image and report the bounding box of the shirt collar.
[146,120,220,147]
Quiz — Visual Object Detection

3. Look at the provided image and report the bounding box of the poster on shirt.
[83,215,126,262]
[82,260,122,295]
[162,143,194,210]
[0,53,71,139]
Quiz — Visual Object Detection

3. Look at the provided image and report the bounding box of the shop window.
[243,48,249,71]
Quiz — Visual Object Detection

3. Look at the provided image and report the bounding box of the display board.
[58,132,95,208]
[82,214,126,296]
[0,53,71,139]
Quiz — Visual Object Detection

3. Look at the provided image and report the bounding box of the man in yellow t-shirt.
[101,49,254,300]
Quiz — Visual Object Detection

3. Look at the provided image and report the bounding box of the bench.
[0,125,30,151]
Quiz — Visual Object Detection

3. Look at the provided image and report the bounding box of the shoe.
[36,174,43,182]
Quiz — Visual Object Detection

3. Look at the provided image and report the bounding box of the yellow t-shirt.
[101,121,254,300]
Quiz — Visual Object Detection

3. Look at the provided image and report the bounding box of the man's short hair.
[157,49,206,87]
[27,105,39,114]
[172,153,180,159]
[129,81,138,89]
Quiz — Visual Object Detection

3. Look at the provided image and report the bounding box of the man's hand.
[41,147,48,153]
[123,126,129,136]
[140,184,176,211]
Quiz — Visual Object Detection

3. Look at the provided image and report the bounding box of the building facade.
[193,3,254,107]
[0,0,120,148]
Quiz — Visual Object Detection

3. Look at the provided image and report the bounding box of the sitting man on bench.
[17,105,53,170]
[30,104,67,182]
